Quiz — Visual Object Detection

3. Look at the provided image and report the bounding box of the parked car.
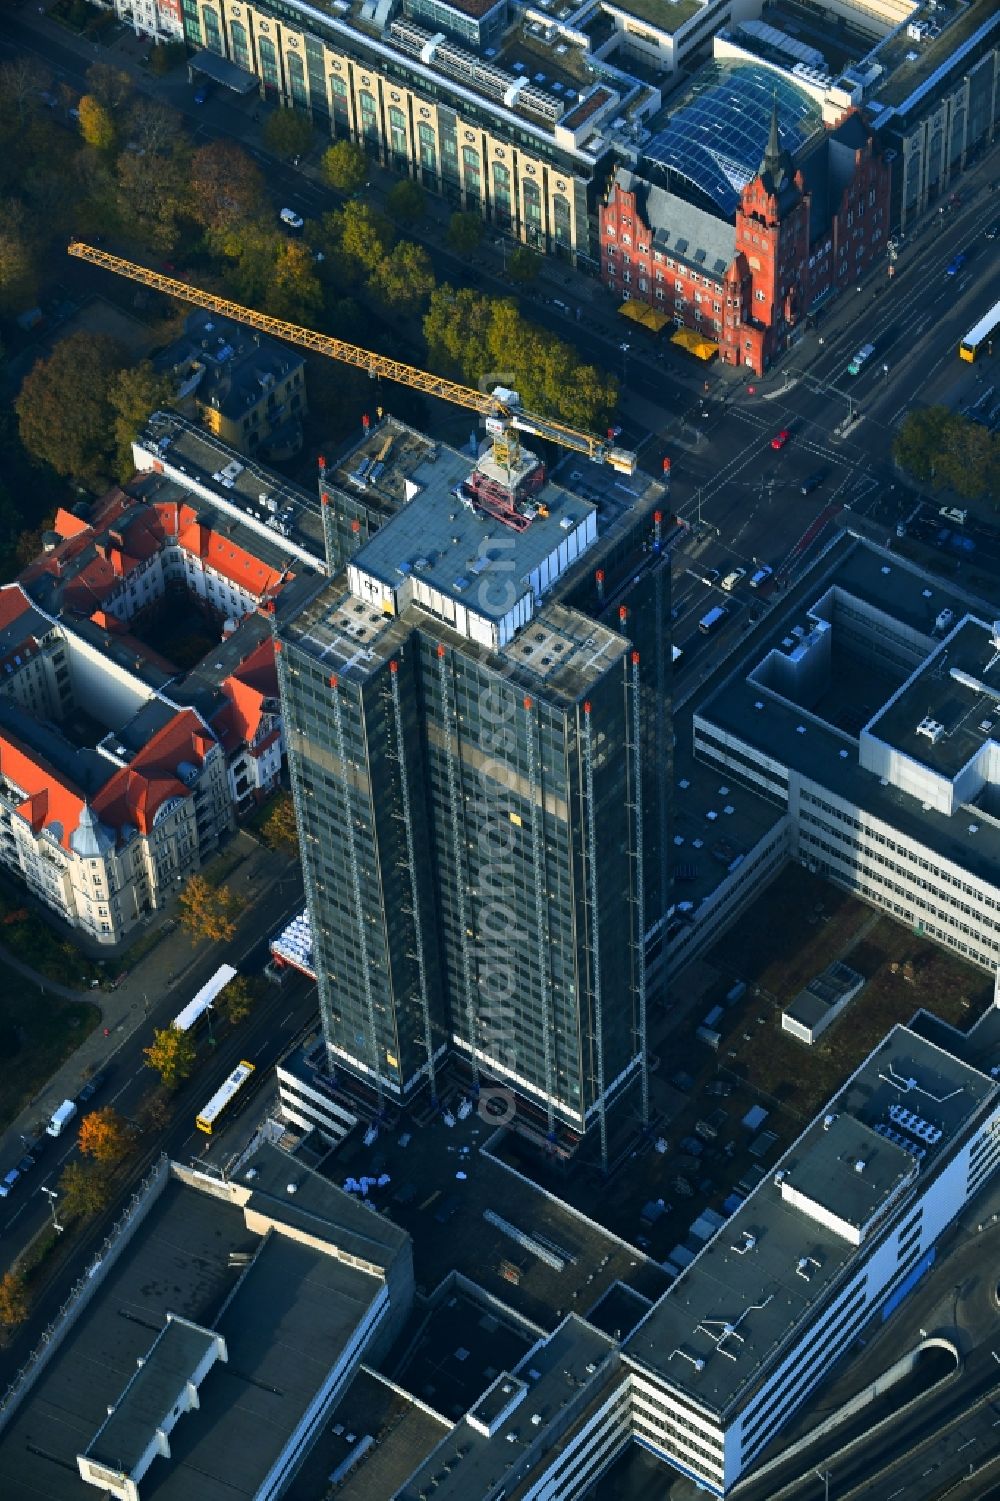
[678,1136,705,1157]
[749,565,773,589]
[78,1070,108,1105]
[279,207,305,230]
[433,1194,460,1224]
[0,1168,20,1199]
[770,429,791,451]
[16,1153,35,1175]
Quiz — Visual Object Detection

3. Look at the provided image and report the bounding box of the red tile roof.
[213,639,279,751]
[0,585,34,635]
[0,730,84,852]
[94,709,215,836]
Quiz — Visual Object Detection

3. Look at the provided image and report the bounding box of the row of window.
[800,790,1000,907]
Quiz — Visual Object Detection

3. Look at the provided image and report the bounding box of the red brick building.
[600,108,891,374]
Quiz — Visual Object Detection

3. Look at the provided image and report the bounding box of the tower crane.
[67,242,638,476]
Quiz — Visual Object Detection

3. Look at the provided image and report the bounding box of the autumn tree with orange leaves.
[78,1106,133,1164]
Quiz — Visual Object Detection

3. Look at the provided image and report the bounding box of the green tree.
[144,1025,197,1089]
[77,94,117,153]
[15,332,123,487]
[190,139,267,231]
[107,361,173,478]
[267,238,324,323]
[424,286,617,432]
[333,201,395,275]
[263,107,313,160]
[59,1159,113,1219]
[892,406,952,484]
[178,874,238,943]
[0,1269,29,1328]
[937,415,997,501]
[370,240,435,313]
[0,200,37,313]
[507,245,540,285]
[209,221,283,306]
[320,140,368,194]
[386,177,426,227]
[447,211,484,257]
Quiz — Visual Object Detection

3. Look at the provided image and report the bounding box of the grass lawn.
[705,866,993,1125]
[0,960,99,1130]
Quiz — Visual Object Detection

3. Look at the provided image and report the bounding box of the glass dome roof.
[642,62,822,217]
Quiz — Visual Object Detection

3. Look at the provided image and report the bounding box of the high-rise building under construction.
[274,418,670,1151]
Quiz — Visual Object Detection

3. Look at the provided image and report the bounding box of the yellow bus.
[959,300,1000,363]
[196,1060,255,1134]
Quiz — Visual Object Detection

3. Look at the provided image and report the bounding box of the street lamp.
[814,1468,831,1501]
[620,341,630,382]
[40,1185,64,1234]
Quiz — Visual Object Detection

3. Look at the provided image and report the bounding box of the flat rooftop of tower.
[623,1024,996,1417]
[349,435,598,625]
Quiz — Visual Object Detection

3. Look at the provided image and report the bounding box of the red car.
[770,429,791,450]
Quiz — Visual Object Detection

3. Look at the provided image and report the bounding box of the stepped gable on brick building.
[600,98,890,374]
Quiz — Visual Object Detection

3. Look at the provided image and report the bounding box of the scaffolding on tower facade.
[581,699,608,1173]
[389,661,438,1105]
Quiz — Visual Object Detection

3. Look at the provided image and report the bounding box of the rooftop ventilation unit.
[916,717,945,744]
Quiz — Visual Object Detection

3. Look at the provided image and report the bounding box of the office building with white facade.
[619,1021,1000,1492]
[669,535,1000,976]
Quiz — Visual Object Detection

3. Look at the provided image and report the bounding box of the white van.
[938,506,967,526]
[720,567,746,592]
[47,1099,77,1137]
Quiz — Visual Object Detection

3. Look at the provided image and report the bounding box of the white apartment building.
[0,420,317,945]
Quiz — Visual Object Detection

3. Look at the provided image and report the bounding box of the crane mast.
[66,241,637,476]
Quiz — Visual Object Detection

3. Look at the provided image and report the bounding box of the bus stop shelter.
[187,50,259,94]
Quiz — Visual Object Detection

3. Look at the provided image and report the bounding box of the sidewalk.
[0,830,301,1152]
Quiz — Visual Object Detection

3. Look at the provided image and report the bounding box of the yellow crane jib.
[66,241,638,477]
